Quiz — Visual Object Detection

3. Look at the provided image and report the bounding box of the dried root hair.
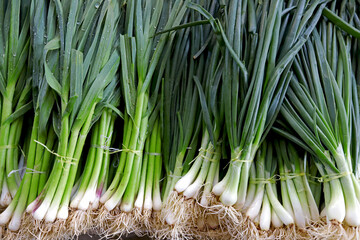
[100,207,143,239]
[204,194,244,238]
[149,191,196,240]
[307,219,348,240]
[67,208,94,237]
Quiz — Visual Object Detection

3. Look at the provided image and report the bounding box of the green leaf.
[0,71,7,96]
[4,101,33,125]
[75,51,120,127]
[119,35,136,120]
[194,76,214,144]
[44,61,62,96]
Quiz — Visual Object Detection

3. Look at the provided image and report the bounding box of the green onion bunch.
[210,0,325,211]
[160,1,222,229]
[25,0,121,224]
[99,0,187,208]
[275,15,360,227]
[0,0,32,209]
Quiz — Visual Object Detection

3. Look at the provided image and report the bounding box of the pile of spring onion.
[1,0,360,239]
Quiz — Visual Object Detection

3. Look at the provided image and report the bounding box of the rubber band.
[201,154,217,162]
[109,147,142,156]
[0,145,17,149]
[229,150,252,164]
[232,159,253,163]
[249,172,348,184]
[34,140,78,166]
[91,144,112,151]
[250,176,277,184]
[307,178,321,185]
[168,174,182,179]
[100,132,113,146]
[8,167,45,177]
[313,171,352,183]
[92,144,142,156]
[198,146,217,155]
[279,172,305,181]
[189,147,219,164]
[145,152,161,156]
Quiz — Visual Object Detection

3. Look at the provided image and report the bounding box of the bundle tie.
[34,140,78,166]
[91,144,113,151]
[168,174,182,179]
[91,132,114,152]
[311,171,352,183]
[0,145,17,149]
[249,172,350,184]
[189,147,219,164]
[92,144,142,156]
[250,176,278,184]
[145,152,161,156]
[279,172,305,181]
[8,167,45,177]
[307,178,321,185]
[109,146,142,156]
[229,150,252,165]
[199,146,217,155]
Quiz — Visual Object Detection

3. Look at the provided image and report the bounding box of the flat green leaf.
[194,76,214,144]
[4,101,32,125]
[44,61,62,96]
[119,35,136,120]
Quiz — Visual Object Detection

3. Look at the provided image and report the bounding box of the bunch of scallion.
[0,0,32,210]
[0,0,57,231]
[97,0,189,236]
[275,19,360,229]
[208,0,325,221]
[25,0,121,226]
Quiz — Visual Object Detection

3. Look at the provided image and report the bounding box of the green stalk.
[57,103,97,217]
[104,91,148,211]
[70,116,100,208]
[31,114,69,220]
[78,110,112,210]
[27,129,47,203]
[95,112,115,206]
[200,147,220,206]
[163,150,186,202]
[0,112,39,230]
[97,115,113,198]
[121,98,149,211]
[100,115,132,203]
[38,128,57,194]
[134,136,150,210]
[144,120,159,209]
[153,123,162,210]
[43,118,81,221]
[5,119,22,196]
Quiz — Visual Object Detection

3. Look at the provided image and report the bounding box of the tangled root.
[17,213,38,239]
[98,206,143,239]
[153,191,199,240]
[134,208,152,230]
[307,219,347,240]
[67,208,94,236]
[204,194,243,238]
[7,198,360,239]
